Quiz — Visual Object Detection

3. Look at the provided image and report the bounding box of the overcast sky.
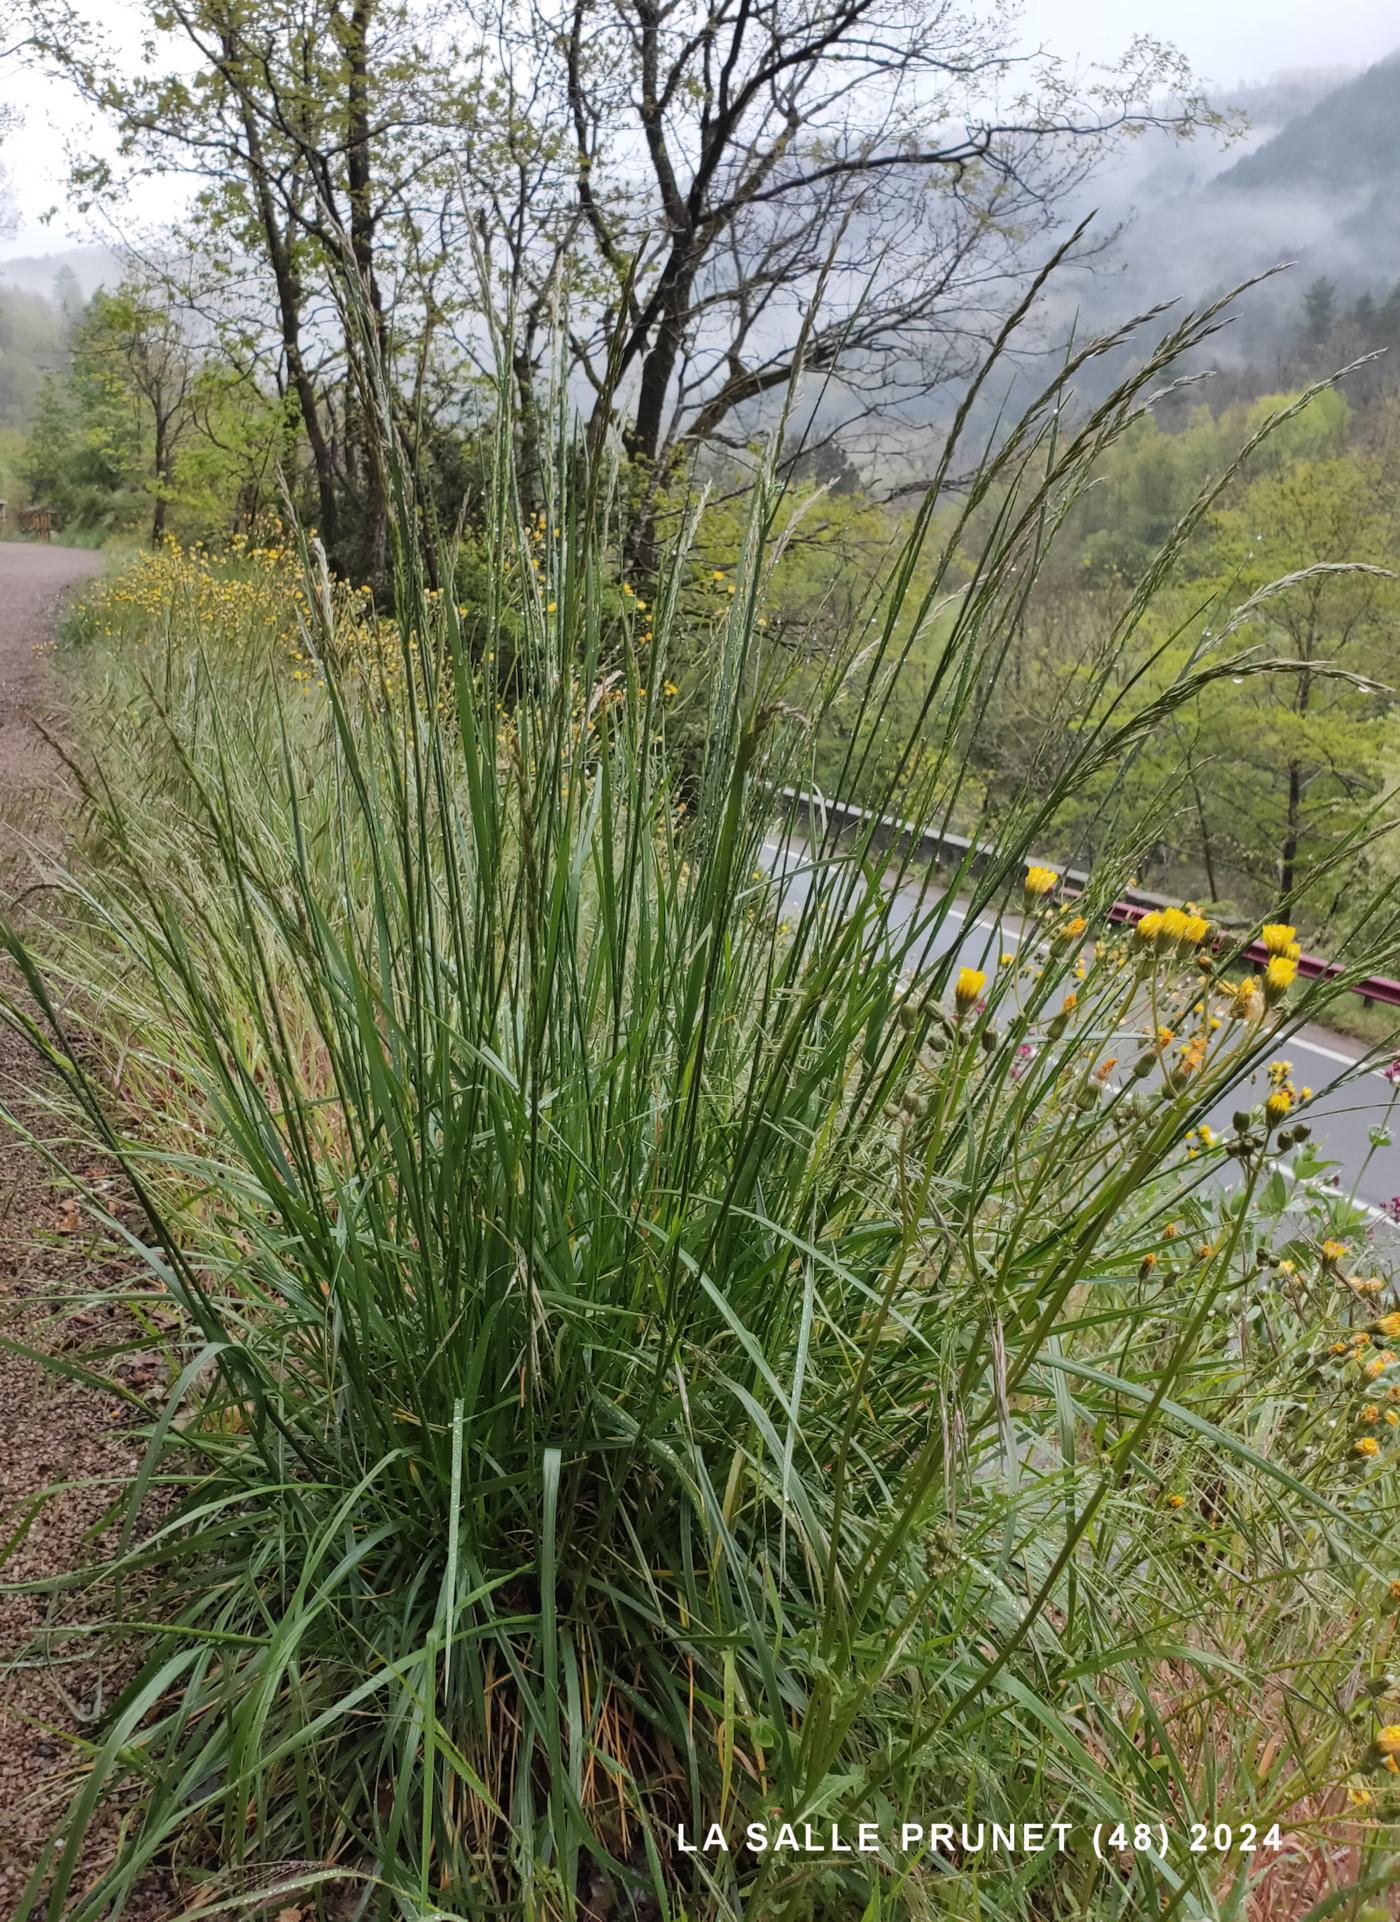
[2,0,1398,262]
[1026,0,1397,87]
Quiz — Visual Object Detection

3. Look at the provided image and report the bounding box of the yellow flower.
[663,680,679,698]
[1265,1089,1294,1123]
[1373,1313,1400,1340]
[1230,976,1263,1021]
[1360,1404,1380,1423]
[1355,1435,1380,1457]
[1135,910,1164,946]
[1178,1034,1206,1075]
[1375,1726,1400,1756]
[1261,922,1296,955]
[1023,865,1058,902]
[954,967,986,1014]
[1263,955,1297,1003]
[1164,1492,1186,1509]
[1322,1240,1348,1267]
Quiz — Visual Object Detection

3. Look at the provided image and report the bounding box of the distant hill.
[1037,52,1400,373]
[1215,52,1400,197]
[0,244,116,302]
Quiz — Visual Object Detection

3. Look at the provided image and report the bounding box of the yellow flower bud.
[1263,955,1297,1003]
[954,967,986,1014]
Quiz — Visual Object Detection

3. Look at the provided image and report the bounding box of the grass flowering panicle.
[2,293,1400,1920]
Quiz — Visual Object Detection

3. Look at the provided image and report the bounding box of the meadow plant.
[4,293,1400,1921]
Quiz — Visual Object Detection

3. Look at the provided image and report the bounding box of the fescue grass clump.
[4,299,1400,1920]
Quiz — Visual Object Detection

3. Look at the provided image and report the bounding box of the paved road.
[762,837,1400,1231]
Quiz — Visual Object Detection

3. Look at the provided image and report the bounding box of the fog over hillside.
[1055,53,1400,366]
[0,244,116,302]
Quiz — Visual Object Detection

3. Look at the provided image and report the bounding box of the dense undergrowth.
[3,303,1400,1921]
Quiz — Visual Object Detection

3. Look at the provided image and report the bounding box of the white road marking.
[1289,1033,1385,1076]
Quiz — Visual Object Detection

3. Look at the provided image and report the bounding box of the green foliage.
[24,280,282,543]
[0,282,69,432]
[904,384,1400,929]
[24,293,148,532]
[4,302,1400,1921]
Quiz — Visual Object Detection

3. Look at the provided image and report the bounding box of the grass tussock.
[3,298,1400,1921]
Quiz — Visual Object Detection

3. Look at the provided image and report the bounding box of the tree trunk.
[622,256,696,574]
[151,413,167,547]
[1185,759,1219,900]
[1279,657,1314,898]
[344,0,389,591]
[234,88,342,562]
[1280,760,1302,898]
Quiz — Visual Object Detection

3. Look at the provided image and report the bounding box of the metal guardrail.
[780,786,1400,1010]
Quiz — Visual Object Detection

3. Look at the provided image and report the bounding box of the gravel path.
[0,543,167,1916]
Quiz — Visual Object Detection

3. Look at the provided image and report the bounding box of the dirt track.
[0,541,158,1916]
[0,544,100,848]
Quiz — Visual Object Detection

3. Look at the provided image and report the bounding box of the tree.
[34,0,1223,568]
[0,24,29,239]
[1298,276,1338,353]
[1199,449,1397,900]
[26,283,204,542]
[33,0,476,583]
[466,0,1222,531]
